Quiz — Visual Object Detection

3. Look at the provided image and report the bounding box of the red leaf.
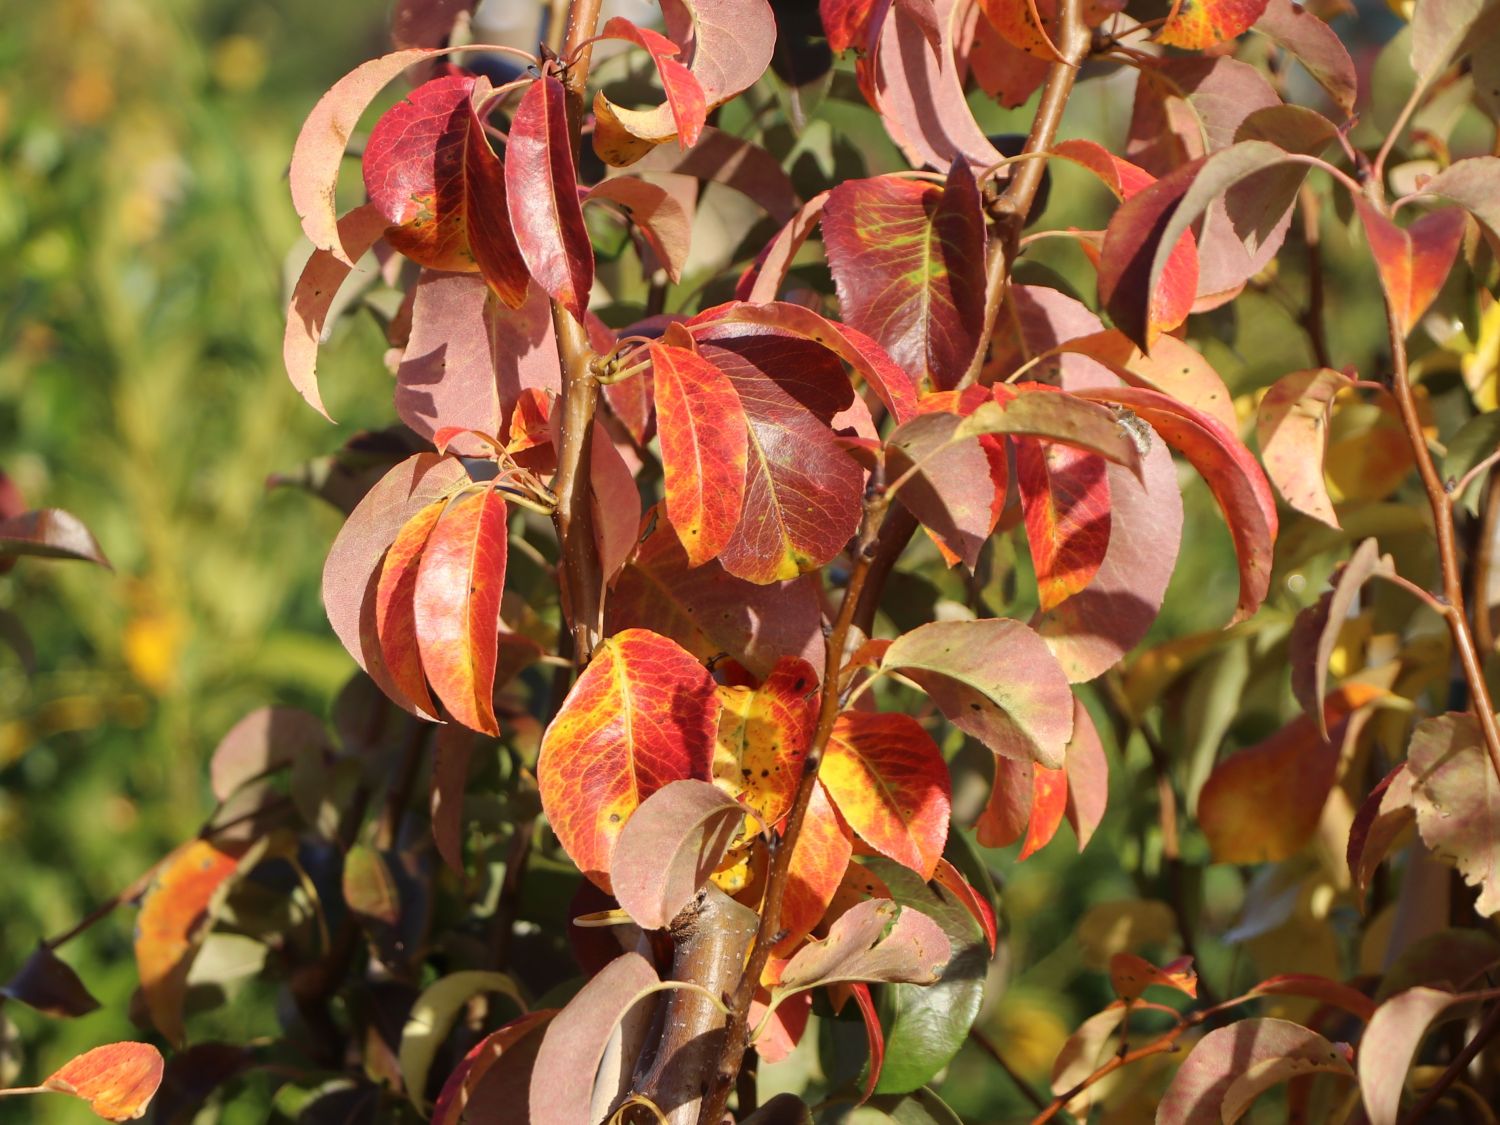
[695,338,863,583]
[588,420,644,583]
[363,74,529,303]
[1249,974,1376,1022]
[283,202,390,420]
[1019,764,1068,859]
[1076,386,1278,625]
[976,754,1032,848]
[776,780,855,950]
[1255,367,1350,529]
[537,629,720,889]
[591,0,776,165]
[432,1010,554,1125]
[585,177,694,282]
[1017,439,1111,613]
[42,1043,164,1122]
[396,271,561,457]
[1346,763,1413,910]
[932,858,999,953]
[649,333,749,566]
[506,75,594,321]
[736,191,830,303]
[606,506,826,677]
[822,0,939,53]
[965,7,1050,108]
[631,127,800,224]
[691,300,921,423]
[850,981,886,1102]
[884,411,1004,570]
[323,453,470,711]
[1355,202,1467,337]
[135,839,249,1046]
[821,160,987,391]
[598,17,708,148]
[822,711,951,879]
[1158,0,1271,48]
[0,508,111,569]
[375,500,448,720]
[1255,0,1357,115]
[413,487,508,734]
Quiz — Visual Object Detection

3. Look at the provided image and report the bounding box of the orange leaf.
[776,780,855,952]
[414,488,508,734]
[1016,439,1111,612]
[134,839,248,1046]
[1198,682,1386,863]
[932,858,998,953]
[42,1042,164,1122]
[374,499,447,720]
[537,629,721,890]
[1110,952,1198,1002]
[822,712,951,879]
[714,657,820,826]
[1157,0,1269,48]
[1355,202,1467,338]
[1019,763,1068,860]
[649,332,749,566]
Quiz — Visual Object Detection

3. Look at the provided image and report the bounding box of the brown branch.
[1398,998,1500,1125]
[697,489,891,1124]
[1383,292,1500,776]
[1298,184,1331,369]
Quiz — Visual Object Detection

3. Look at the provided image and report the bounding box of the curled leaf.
[774,898,951,998]
[1255,368,1349,529]
[1159,1018,1352,1124]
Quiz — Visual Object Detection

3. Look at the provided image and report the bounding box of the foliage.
[5,0,1500,1121]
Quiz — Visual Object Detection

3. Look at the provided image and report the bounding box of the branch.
[697,488,891,1124]
[1398,998,1500,1125]
[1383,291,1500,777]
[970,1028,1051,1113]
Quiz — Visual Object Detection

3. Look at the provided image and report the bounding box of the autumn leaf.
[821,160,988,391]
[537,630,721,889]
[362,74,528,303]
[1159,1018,1352,1124]
[1020,763,1068,860]
[597,17,707,148]
[1109,952,1198,1002]
[772,898,951,998]
[714,657,820,826]
[776,780,855,950]
[413,487,508,734]
[375,499,448,720]
[1157,0,1271,48]
[0,508,111,568]
[1347,764,1414,910]
[506,74,593,320]
[432,1011,554,1125]
[1408,711,1500,918]
[1017,440,1111,613]
[1355,201,1467,338]
[39,1043,164,1122]
[343,844,401,926]
[585,177,694,282]
[821,711,951,879]
[649,331,748,566]
[135,839,250,1046]
[1256,368,1351,529]
[884,411,1004,570]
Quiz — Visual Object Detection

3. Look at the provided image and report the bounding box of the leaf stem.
[1383,291,1500,777]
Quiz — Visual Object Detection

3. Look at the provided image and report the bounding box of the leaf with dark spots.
[537,629,720,890]
[1157,0,1270,47]
[362,74,528,303]
[506,75,593,320]
[821,711,951,878]
[413,487,508,734]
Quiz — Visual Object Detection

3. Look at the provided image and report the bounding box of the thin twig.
[1398,999,1500,1125]
[970,1028,1051,1112]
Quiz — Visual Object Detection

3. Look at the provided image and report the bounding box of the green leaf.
[864,859,987,1096]
[398,970,529,1111]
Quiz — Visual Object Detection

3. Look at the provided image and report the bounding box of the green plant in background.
[3,0,1500,1121]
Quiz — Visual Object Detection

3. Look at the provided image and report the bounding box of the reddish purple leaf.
[210,706,331,802]
[0,508,111,568]
[1254,0,1357,114]
[363,74,529,303]
[1347,763,1413,910]
[1063,697,1108,849]
[413,487,508,734]
[431,725,474,875]
[598,17,708,148]
[1076,386,1278,624]
[1160,1018,1352,1125]
[506,75,593,321]
[585,177,694,282]
[432,1010,553,1125]
[822,160,987,391]
[885,412,1002,570]
[736,191,830,303]
[631,127,799,224]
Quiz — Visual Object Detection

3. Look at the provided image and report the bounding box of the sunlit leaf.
[413,488,508,734]
[1254,0,1357,114]
[538,630,720,889]
[882,619,1076,768]
[1017,439,1111,613]
[822,711,951,879]
[375,500,448,720]
[1109,952,1197,1001]
[598,17,708,148]
[585,177,694,282]
[1063,699,1108,850]
[507,75,593,320]
[776,780,855,951]
[715,657,820,826]
[1158,0,1270,48]
[1247,974,1376,1021]
[821,160,987,391]
[611,780,750,929]
[1355,201,1467,337]
[343,843,400,926]
[1256,368,1350,529]
[362,74,528,303]
[885,412,1003,570]
[1159,1018,1352,1124]
[649,332,748,566]
[1408,711,1500,917]
[400,970,528,1111]
[1019,764,1067,859]
[1359,986,1481,1125]
[0,508,110,568]
[41,1043,164,1122]
[773,898,951,998]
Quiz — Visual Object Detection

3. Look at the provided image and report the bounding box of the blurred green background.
[0,0,1467,1119]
